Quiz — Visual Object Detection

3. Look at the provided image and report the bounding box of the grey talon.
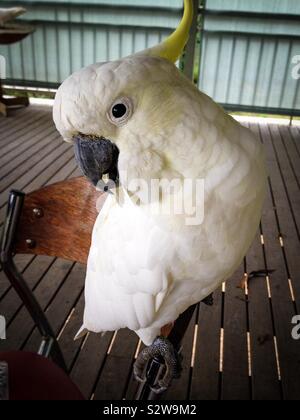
[150,384,168,394]
[133,336,182,394]
[134,368,147,384]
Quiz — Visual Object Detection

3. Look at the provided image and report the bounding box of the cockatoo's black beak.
[73,134,119,191]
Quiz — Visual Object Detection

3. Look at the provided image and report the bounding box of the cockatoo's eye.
[107,97,133,126]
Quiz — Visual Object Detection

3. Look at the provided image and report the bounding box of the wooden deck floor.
[0,105,300,400]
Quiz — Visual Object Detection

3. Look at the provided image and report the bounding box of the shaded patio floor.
[0,104,300,400]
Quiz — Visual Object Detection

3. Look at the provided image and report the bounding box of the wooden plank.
[288,126,300,157]
[47,159,77,185]
[258,123,300,306]
[268,124,300,238]
[23,263,85,353]
[0,139,69,206]
[0,138,69,202]
[124,343,144,400]
[0,144,73,223]
[14,254,36,268]
[0,106,33,130]
[0,113,52,156]
[221,265,251,400]
[278,125,300,190]
[1,144,75,263]
[0,108,46,141]
[70,332,114,400]
[246,232,282,400]
[0,125,57,179]
[18,146,74,195]
[252,123,300,400]
[71,167,84,178]
[0,270,10,295]
[0,132,60,193]
[241,122,282,400]
[189,289,222,400]
[0,256,56,326]
[261,190,300,401]
[0,255,35,301]
[0,115,40,145]
[267,128,300,304]
[57,294,86,371]
[0,107,46,130]
[93,329,139,400]
[0,258,74,352]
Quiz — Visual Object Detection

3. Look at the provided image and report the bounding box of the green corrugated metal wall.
[0,0,299,115]
[0,0,182,85]
[199,0,300,114]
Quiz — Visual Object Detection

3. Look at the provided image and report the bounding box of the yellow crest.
[137,0,194,63]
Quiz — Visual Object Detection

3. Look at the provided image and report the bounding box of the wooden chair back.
[14,177,105,265]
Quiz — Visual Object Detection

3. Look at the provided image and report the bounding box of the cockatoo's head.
[53,0,194,190]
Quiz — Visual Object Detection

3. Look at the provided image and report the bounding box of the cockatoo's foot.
[134,336,182,394]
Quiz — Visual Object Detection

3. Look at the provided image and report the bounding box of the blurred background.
[0,0,299,119]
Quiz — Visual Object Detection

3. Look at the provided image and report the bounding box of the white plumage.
[53,2,267,346]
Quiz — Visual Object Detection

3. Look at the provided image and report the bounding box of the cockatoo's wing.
[0,7,26,26]
[80,188,178,345]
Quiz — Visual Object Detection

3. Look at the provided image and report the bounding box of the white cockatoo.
[0,7,26,27]
[53,0,267,391]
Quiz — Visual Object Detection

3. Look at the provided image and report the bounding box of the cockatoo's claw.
[74,325,89,341]
[201,293,214,306]
[150,384,168,394]
[133,336,182,394]
[134,371,147,384]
